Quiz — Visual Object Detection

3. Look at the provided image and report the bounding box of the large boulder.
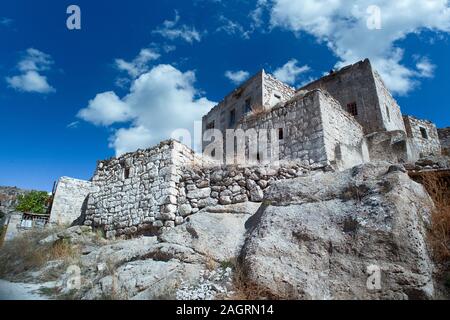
[159,202,260,262]
[239,162,435,300]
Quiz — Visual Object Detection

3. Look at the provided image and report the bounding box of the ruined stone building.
[44,59,444,239]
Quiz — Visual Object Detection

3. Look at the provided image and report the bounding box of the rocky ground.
[0,161,448,300]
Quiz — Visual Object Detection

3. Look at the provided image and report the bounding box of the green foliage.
[15,191,49,214]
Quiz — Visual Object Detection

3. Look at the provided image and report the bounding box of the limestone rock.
[239,162,435,300]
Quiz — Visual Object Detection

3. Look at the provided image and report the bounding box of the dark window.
[278,128,284,140]
[385,105,390,122]
[211,149,216,157]
[274,94,281,99]
[347,102,358,116]
[206,121,215,130]
[124,167,130,179]
[257,153,261,161]
[244,98,252,114]
[420,127,428,139]
[229,109,236,127]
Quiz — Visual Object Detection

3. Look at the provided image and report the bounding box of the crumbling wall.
[263,72,295,108]
[365,130,410,163]
[403,116,441,158]
[83,140,199,238]
[50,177,99,226]
[319,92,369,169]
[438,127,450,155]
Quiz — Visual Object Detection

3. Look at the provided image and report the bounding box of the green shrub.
[16,191,49,214]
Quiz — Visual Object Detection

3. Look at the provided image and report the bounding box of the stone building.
[439,127,450,155]
[49,59,445,238]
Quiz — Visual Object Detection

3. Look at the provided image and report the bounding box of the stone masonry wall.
[300,59,404,135]
[319,92,369,170]
[403,115,441,158]
[263,72,295,109]
[237,90,327,167]
[438,127,450,155]
[50,177,99,226]
[372,70,406,133]
[83,140,200,238]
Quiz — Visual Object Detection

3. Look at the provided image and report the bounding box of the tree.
[15,191,49,214]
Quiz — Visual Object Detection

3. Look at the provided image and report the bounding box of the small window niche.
[385,105,391,122]
[124,167,131,179]
[420,127,428,140]
[229,109,236,127]
[244,98,252,114]
[206,121,215,130]
[278,128,284,140]
[346,102,358,116]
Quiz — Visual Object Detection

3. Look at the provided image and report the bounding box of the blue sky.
[0,0,449,191]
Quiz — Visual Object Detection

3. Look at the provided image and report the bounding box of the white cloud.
[273,59,310,85]
[77,91,133,126]
[264,0,450,95]
[216,16,250,39]
[6,48,55,93]
[415,56,436,78]
[79,64,216,156]
[115,48,160,79]
[6,71,55,93]
[153,11,202,43]
[225,70,250,85]
[109,126,154,156]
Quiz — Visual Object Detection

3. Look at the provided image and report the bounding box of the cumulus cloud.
[225,70,250,85]
[115,48,160,79]
[153,11,202,43]
[262,0,450,95]
[78,64,216,156]
[109,126,154,156]
[273,59,310,85]
[415,56,436,78]
[6,48,55,93]
[78,91,133,126]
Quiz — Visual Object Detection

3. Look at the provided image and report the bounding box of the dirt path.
[0,279,51,300]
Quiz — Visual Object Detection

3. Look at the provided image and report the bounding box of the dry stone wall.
[263,72,295,108]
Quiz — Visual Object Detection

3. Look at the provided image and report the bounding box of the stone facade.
[202,70,295,152]
[301,59,405,135]
[49,59,445,239]
[403,115,441,158]
[438,127,450,155]
[50,177,99,226]
[234,89,367,170]
[83,140,203,238]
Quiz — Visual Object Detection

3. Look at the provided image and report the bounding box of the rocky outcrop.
[239,162,435,300]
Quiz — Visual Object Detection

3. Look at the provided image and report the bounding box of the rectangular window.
[420,127,428,139]
[278,128,284,140]
[229,109,236,127]
[244,98,252,114]
[347,102,358,116]
[206,121,215,130]
[124,167,130,179]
